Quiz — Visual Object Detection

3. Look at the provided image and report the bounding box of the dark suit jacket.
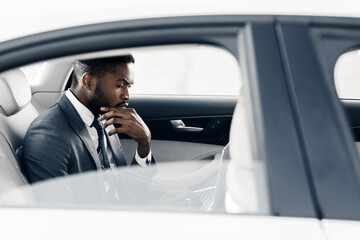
[22,94,153,184]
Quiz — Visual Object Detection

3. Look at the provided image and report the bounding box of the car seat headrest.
[0,69,31,116]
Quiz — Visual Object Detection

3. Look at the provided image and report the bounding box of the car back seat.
[0,69,39,192]
[223,87,270,214]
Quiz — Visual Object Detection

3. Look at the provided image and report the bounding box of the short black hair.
[71,54,135,88]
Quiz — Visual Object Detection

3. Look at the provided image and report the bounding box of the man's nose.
[121,87,130,100]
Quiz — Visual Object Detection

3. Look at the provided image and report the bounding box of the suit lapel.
[58,94,102,169]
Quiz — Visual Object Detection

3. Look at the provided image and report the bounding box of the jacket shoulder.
[29,102,68,129]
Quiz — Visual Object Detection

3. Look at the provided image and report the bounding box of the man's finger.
[102,118,129,129]
[99,108,136,121]
[108,127,127,136]
[101,106,135,112]
[99,111,128,121]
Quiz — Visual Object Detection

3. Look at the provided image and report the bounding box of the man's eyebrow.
[117,78,133,84]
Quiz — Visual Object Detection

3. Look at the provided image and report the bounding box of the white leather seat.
[224,87,271,214]
[0,69,39,192]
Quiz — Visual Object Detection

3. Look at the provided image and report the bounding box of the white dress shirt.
[65,90,151,167]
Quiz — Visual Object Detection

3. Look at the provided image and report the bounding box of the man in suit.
[22,55,155,184]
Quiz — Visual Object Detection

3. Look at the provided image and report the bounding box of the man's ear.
[81,73,96,91]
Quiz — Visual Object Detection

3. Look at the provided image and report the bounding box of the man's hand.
[99,106,151,158]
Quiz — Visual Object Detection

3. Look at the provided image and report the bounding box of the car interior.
[0,44,259,213]
[0,68,37,192]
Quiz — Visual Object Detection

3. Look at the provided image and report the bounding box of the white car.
[1,1,360,239]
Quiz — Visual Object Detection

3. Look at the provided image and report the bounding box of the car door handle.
[170,120,203,133]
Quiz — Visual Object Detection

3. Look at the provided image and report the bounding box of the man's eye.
[117,85,124,88]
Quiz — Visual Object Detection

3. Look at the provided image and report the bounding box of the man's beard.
[88,82,110,116]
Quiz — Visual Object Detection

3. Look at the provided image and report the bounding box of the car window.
[130,45,241,96]
[334,49,360,99]
[0,44,269,217]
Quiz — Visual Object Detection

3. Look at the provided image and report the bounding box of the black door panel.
[126,95,237,146]
[145,117,231,145]
[342,99,360,141]
[342,99,360,128]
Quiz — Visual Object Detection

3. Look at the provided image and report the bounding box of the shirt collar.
[65,90,95,127]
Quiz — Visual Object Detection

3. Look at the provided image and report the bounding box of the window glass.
[334,49,360,99]
[131,45,241,96]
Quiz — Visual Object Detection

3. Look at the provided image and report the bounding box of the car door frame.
[277,16,360,220]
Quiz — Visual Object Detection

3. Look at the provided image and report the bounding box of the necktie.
[91,117,110,169]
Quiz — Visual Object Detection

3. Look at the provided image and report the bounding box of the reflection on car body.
[2,161,222,212]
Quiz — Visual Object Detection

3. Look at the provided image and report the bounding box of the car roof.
[1,0,360,42]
